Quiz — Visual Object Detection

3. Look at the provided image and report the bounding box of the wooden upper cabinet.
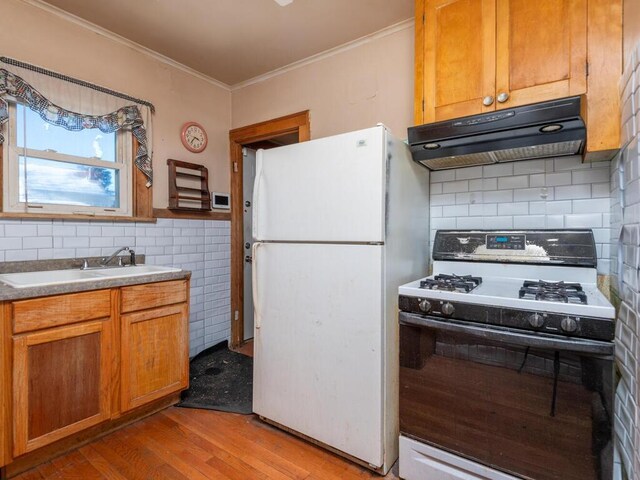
[495,0,587,110]
[421,0,496,123]
[416,0,589,124]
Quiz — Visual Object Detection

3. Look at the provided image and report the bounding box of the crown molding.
[19,0,232,91]
[231,17,414,91]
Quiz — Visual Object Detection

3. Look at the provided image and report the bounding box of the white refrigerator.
[251,125,430,474]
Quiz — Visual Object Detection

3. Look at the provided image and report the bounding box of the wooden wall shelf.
[167,159,211,212]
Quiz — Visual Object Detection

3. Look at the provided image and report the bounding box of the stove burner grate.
[519,280,588,304]
[420,274,482,293]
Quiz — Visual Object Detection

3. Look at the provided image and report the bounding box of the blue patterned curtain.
[0,69,152,185]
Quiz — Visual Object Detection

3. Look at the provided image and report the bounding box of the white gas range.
[398,230,615,480]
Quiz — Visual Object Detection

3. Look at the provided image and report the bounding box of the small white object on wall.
[212,192,231,209]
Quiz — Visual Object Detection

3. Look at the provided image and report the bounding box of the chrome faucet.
[100,247,136,267]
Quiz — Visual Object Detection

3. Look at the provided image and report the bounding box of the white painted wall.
[0,218,231,357]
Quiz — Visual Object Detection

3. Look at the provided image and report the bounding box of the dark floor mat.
[178,341,253,414]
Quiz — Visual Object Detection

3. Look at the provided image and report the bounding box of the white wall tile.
[483,164,513,177]
[498,175,529,190]
[442,180,469,193]
[497,202,529,216]
[431,170,456,182]
[555,184,591,200]
[572,168,611,185]
[455,166,483,180]
[0,218,231,358]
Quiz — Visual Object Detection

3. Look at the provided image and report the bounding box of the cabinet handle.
[497,92,510,103]
[482,95,494,106]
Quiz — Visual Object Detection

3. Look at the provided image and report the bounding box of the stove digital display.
[486,234,526,250]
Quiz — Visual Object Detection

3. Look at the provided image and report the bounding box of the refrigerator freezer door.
[253,126,386,243]
[252,242,384,467]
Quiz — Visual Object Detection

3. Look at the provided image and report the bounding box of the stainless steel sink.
[0,265,181,288]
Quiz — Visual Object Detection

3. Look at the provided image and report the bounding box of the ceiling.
[41,0,414,86]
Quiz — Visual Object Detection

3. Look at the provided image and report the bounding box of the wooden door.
[420,0,496,123]
[495,0,587,109]
[13,320,112,456]
[120,303,188,412]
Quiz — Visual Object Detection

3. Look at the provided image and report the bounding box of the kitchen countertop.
[0,257,191,301]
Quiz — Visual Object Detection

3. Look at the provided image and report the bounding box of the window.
[3,102,132,216]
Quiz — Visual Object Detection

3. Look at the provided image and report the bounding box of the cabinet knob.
[497,92,510,103]
[482,95,494,106]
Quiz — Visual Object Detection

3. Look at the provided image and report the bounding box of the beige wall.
[0,0,231,209]
[231,24,415,141]
[625,0,640,62]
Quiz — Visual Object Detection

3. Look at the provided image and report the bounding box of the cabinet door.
[120,303,188,412]
[421,0,496,123]
[13,320,112,456]
[495,0,587,109]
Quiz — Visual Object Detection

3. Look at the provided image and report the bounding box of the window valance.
[0,68,153,185]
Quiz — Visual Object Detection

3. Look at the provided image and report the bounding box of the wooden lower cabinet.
[0,278,190,471]
[120,303,189,411]
[12,320,112,456]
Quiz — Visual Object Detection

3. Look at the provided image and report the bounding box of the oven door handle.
[399,312,614,356]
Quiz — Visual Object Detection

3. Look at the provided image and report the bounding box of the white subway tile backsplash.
[565,213,603,228]
[513,215,546,229]
[555,184,591,200]
[455,166,484,180]
[554,156,591,171]
[0,218,231,358]
[442,180,469,193]
[483,164,513,177]
[431,170,456,183]
[497,202,529,216]
[431,193,457,206]
[431,217,457,229]
[431,183,443,195]
[443,205,469,217]
[498,175,529,190]
[513,187,554,202]
[543,172,572,186]
[572,168,611,185]
[483,190,513,203]
[483,216,513,229]
[429,156,612,278]
[573,198,611,214]
[513,159,547,175]
[456,217,484,229]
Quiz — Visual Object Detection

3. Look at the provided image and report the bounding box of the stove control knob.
[529,313,544,328]
[418,299,432,313]
[441,302,455,316]
[561,317,578,333]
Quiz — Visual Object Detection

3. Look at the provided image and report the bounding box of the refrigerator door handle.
[252,242,262,329]
[252,153,264,240]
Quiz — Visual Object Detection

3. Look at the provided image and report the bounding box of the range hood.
[407,96,586,170]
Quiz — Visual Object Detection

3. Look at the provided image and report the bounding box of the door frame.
[229,111,311,348]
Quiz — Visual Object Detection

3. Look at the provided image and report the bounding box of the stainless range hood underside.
[419,140,584,170]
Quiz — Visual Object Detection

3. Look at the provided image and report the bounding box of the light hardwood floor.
[14,407,399,479]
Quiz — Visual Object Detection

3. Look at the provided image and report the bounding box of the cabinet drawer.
[121,280,188,313]
[12,290,112,334]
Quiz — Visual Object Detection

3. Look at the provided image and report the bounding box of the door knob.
[482,95,494,106]
[497,92,510,103]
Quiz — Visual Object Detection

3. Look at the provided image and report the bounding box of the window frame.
[2,101,133,217]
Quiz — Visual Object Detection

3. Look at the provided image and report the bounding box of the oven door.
[399,312,615,480]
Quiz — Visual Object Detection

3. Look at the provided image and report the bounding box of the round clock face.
[181,122,208,153]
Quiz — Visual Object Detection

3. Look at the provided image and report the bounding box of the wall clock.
[180,122,208,153]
